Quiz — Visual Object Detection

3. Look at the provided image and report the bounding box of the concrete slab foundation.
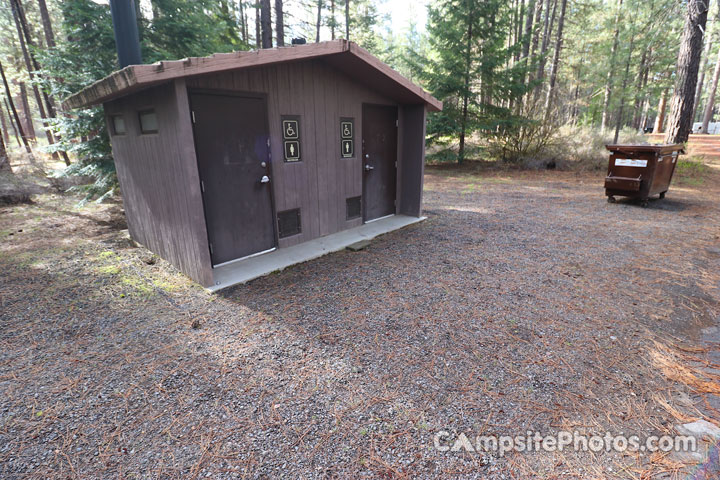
[209,214,425,292]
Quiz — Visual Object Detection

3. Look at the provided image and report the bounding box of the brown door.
[362,104,398,221]
[190,92,275,266]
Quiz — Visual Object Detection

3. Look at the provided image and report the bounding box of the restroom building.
[64,40,442,289]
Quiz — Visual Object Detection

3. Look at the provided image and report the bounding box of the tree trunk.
[0,106,10,172]
[515,0,533,113]
[543,0,567,120]
[458,7,473,164]
[521,0,535,61]
[635,62,650,128]
[534,0,556,101]
[17,82,35,140]
[666,0,709,143]
[571,82,580,124]
[150,0,161,20]
[530,0,543,59]
[639,96,650,132]
[506,0,516,71]
[4,98,22,148]
[16,0,58,118]
[631,47,649,129]
[260,0,271,48]
[483,12,497,107]
[613,30,636,143]
[701,46,720,133]
[37,0,56,48]
[11,0,45,143]
[654,89,667,133]
[243,3,249,43]
[12,0,70,163]
[330,0,335,39]
[275,0,284,46]
[238,1,247,43]
[0,60,31,154]
[693,38,712,123]
[238,1,245,42]
[255,3,261,48]
[540,0,552,55]
[345,0,350,40]
[0,122,9,172]
[514,0,525,62]
[316,0,323,42]
[0,106,9,145]
[601,0,623,131]
[525,0,544,102]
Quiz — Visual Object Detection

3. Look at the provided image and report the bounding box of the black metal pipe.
[109,0,142,68]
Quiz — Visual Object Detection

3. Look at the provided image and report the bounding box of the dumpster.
[604,144,684,207]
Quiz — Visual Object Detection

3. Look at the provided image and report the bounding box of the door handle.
[364,165,374,171]
[260,175,270,183]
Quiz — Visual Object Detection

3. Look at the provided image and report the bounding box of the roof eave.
[62,40,442,112]
[346,43,442,112]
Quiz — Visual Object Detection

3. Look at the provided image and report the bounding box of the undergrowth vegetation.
[674,158,711,185]
[428,125,650,171]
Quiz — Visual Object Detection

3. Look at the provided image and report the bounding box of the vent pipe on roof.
[109,0,142,68]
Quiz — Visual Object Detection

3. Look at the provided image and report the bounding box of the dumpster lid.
[605,143,684,155]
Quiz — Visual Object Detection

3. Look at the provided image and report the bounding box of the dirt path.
[0,166,718,479]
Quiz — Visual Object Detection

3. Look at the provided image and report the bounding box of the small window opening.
[138,109,159,134]
[110,115,126,135]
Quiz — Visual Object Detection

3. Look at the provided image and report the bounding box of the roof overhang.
[63,40,442,112]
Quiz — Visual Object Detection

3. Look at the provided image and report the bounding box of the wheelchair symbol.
[283,120,299,139]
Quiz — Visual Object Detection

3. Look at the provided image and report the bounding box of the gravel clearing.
[1,165,719,479]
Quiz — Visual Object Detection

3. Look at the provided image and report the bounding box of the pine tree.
[146,0,241,59]
[260,0,272,48]
[0,60,31,154]
[414,0,531,163]
[275,0,284,46]
[348,0,381,53]
[665,0,709,143]
[37,0,116,199]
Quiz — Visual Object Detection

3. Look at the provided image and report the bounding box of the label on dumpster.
[615,159,647,167]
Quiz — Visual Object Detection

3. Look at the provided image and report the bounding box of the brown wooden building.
[64,40,442,289]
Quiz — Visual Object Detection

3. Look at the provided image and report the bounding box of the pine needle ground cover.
[1,166,719,479]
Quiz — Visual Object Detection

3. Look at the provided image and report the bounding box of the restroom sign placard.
[340,118,354,158]
[281,115,301,162]
[284,141,300,161]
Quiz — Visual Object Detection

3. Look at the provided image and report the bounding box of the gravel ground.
[1,164,719,479]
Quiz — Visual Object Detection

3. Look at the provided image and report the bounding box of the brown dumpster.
[604,144,684,207]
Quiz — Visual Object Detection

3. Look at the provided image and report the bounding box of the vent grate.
[346,196,362,220]
[277,209,301,238]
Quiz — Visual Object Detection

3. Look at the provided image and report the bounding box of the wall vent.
[277,209,301,238]
[346,196,362,220]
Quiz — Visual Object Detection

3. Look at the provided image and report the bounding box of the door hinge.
[209,243,213,255]
[395,119,398,127]
[267,138,271,148]
[201,180,206,193]
[192,111,196,124]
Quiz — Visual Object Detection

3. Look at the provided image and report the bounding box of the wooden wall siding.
[105,80,214,286]
[185,59,397,248]
[398,105,427,217]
